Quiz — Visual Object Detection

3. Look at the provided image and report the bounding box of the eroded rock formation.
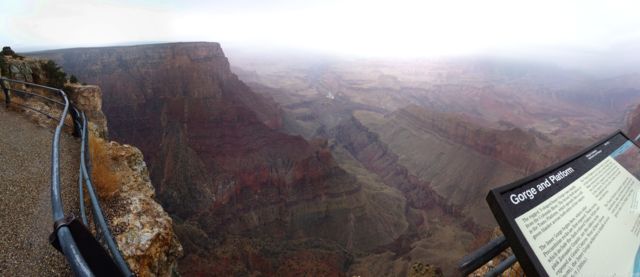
[66,84,108,137]
[90,137,183,276]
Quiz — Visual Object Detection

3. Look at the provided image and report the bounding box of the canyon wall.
[34,43,455,275]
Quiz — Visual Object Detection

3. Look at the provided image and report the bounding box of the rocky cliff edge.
[1,51,182,276]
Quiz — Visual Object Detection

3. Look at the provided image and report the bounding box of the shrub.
[1,46,23,59]
[1,46,15,56]
[70,75,79,83]
[88,134,120,199]
[41,60,67,89]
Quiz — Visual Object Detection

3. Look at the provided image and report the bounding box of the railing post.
[0,77,10,107]
[68,104,82,138]
[458,235,509,276]
[485,255,518,277]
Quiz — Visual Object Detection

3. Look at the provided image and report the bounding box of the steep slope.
[329,115,483,275]
[33,43,431,275]
[353,106,582,227]
[627,104,640,139]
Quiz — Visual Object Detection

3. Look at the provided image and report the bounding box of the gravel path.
[0,107,79,276]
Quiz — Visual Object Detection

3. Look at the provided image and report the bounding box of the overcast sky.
[1,0,640,58]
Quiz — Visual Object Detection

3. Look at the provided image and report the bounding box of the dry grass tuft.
[89,134,120,199]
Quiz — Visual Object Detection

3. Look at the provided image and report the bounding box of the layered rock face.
[36,43,423,275]
[387,105,578,171]
[66,84,108,137]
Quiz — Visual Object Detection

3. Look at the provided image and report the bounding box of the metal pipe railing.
[56,227,95,277]
[12,102,59,120]
[0,77,131,276]
[79,112,133,276]
[30,79,93,277]
[485,255,518,277]
[49,80,72,221]
[78,113,89,226]
[9,87,66,106]
[458,235,509,276]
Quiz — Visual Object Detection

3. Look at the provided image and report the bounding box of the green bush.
[1,46,15,56]
[1,46,23,59]
[41,60,67,89]
[70,75,79,83]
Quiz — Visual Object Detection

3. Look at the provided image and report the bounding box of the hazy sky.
[1,0,640,58]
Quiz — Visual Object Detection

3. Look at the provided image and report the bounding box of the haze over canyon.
[23,41,640,276]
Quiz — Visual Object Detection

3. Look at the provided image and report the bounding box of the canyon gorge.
[30,42,640,276]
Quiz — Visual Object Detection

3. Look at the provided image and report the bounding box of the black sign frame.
[486,130,640,276]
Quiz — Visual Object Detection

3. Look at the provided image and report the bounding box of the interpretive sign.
[487,131,640,276]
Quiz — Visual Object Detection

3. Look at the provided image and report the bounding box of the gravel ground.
[0,106,79,276]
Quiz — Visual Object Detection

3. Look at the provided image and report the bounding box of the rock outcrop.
[66,84,108,137]
[90,137,183,276]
